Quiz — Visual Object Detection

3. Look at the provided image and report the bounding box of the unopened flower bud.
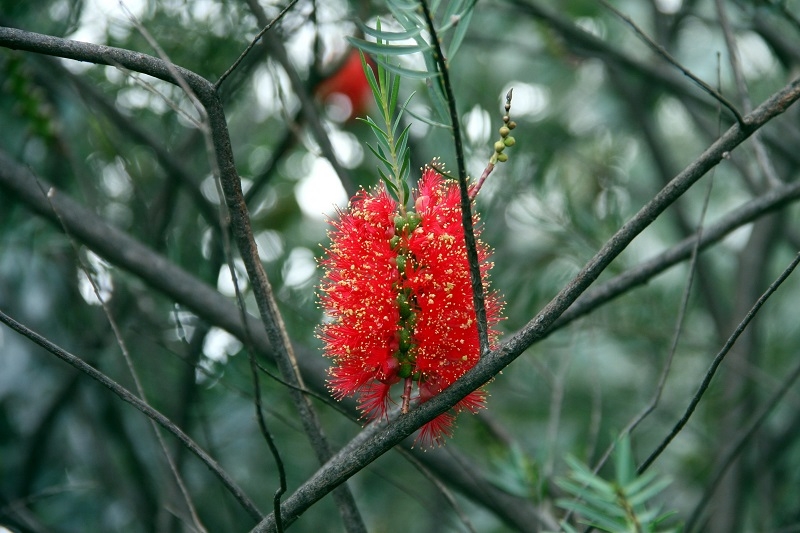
[503,136,516,147]
[497,153,509,162]
[499,126,510,137]
[398,362,413,378]
[406,213,421,232]
[494,141,505,153]
[508,120,517,130]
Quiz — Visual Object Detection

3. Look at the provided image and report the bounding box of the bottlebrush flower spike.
[318,166,503,447]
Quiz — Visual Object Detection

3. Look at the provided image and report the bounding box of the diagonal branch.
[0,25,363,531]
[597,0,746,127]
[0,308,263,522]
[250,74,800,533]
[638,249,800,475]
[0,150,551,533]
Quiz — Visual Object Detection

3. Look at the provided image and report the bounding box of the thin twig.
[0,308,263,522]
[638,250,800,474]
[40,182,208,533]
[715,0,782,187]
[215,0,299,90]
[584,59,723,482]
[249,74,800,533]
[244,0,357,196]
[397,448,478,533]
[220,200,287,531]
[685,354,800,531]
[552,176,800,332]
[590,171,715,478]
[597,0,746,127]
[417,0,490,355]
[0,149,552,533]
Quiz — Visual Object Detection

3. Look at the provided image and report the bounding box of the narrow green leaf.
[404,106,452,129]
[361,118,390,143]
[441,0,465,25]
[396,123,412,161]
[387,1,422,25]
[556,500,624,532]
[558,520,580,533]
[622,468,659,497]
[426,72,451,123]
[393,91,416,134]
[361,59,383,110]
[349,38,429,57]
[378,170,400,201]
[401,179,410,206]
[373,57,438,80]
[627,477,671,508]
[381,174,399,194]
[357,20,422,41]
[614,435,635,486]
[389,73,401,118]
[389,0,419,8]
[447,3,475,57]
[367,143,393,168]
[399,151,411,183]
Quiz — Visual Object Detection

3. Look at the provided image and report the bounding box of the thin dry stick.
[715,0,782,187]
[638,250,800,474]
[41,185,208,533]
[596,0,745,127]
[590,173,715,482]
[221,233,288,532]
[0,308,263,522]
[128,7,289,525]
[215,0,300,90]
[586,56,725,480]
[249,73,800,533]
[397,448,478,533]
[685,353,800,531]
[418,0,490,355]
[120,3,208,127]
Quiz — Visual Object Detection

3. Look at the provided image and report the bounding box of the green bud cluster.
[490,89,517,165]
[390,214,422,382]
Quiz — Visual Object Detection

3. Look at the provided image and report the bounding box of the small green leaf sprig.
[355,22,414,210]
[554,436,680,533]
[349,0,478,130]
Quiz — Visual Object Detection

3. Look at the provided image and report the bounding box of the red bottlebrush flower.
[319,167,503,447]
[315,50,375,122]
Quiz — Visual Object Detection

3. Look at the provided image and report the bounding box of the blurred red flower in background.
[318,167,503,446]
[315,50,375,122]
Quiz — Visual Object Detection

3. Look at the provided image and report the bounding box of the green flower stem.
[418,0,490,356]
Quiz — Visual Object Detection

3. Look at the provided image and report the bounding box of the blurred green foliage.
[2,0,800,532]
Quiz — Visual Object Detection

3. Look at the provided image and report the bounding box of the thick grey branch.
[251,75,800,532]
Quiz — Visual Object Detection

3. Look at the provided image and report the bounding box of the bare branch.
[250,70,800,533]
[0,308,263,522]
[638,249,800,474]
